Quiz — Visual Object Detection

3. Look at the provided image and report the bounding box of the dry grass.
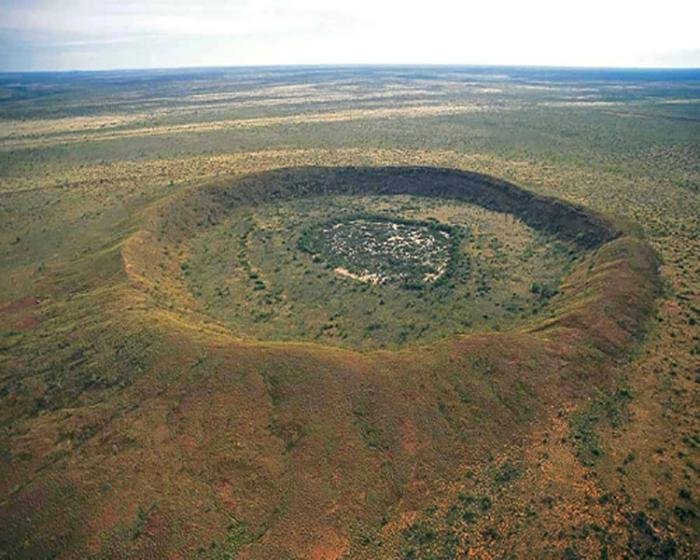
[0,104,486,151]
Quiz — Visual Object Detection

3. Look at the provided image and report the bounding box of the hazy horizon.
[1,0,699,72]
[2,62,700,77]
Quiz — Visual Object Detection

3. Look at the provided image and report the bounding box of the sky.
[1,0,699,72]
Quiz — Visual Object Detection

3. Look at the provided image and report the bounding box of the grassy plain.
[0,66,698,559]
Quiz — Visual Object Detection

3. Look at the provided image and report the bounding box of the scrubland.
[0,66,698,559]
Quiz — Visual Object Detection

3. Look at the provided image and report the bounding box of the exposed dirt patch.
[0,296,40,316]
[0,296,41,331]
[310,530,350,560]
[14,315,40,330]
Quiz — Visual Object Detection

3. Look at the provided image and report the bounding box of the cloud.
[0,1,343,36]
[0,0,698,70]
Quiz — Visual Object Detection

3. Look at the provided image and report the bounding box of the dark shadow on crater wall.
[206,166,620,250]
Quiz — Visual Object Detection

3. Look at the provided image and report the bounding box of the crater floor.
[299,215,455,285]
[182,194,577,349]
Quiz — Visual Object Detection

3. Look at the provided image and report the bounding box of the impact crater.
[123,166,653,353]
